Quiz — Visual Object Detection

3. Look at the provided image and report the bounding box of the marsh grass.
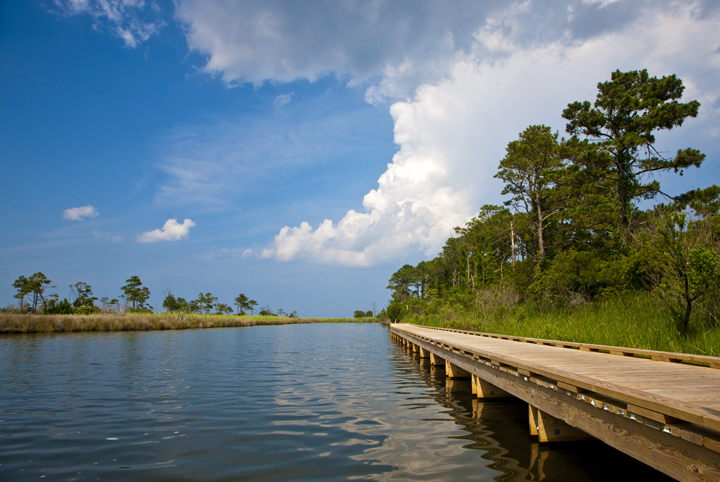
[405,291,720,357]
[0,313,379,335]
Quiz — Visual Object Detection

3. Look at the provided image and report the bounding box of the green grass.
[403,292,720,357]
[0,313,381,334]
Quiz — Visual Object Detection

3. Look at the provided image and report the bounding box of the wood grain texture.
[394,324,720,432]
[392,325,720,482]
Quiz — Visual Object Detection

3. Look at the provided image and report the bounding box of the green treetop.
[563,69,704,230]
[121,276,151,309]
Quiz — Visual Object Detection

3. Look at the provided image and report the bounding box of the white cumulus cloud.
[262,4,720,266]
[61,1,720,265]
[63,205,99,221]
[137,218,196,242]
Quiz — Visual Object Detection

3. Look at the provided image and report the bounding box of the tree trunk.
[615,155,631,230]
[511,219,516,265]
[683,274,692,330]
[536,191,545,261]
[467,252,472,289]
[683,296,692,330]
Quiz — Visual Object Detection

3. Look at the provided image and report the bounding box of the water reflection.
[390,339,673,481]
[0,325,673,481]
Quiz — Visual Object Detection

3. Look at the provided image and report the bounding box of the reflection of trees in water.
[396,344,673,482]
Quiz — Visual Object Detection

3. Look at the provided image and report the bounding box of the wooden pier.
[390,323,720,482]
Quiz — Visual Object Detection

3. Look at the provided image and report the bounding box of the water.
[0,323,671,481]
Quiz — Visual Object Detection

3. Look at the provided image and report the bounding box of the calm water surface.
[0,323,671,481]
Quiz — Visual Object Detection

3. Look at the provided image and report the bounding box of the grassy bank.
[403,292,720,357]
[0,313,381,334]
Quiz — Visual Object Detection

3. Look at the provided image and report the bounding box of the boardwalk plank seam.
[392,325,720,447]
[391,327,720,481]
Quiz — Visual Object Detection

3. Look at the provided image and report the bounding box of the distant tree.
[12,275,31,311]
[187,298,201,313]
[121,276,151,309]
[46,298,74,314]
[234,294,257,315]
[234,294,248,314]
[563,69,704,230]
[354,310,374,318]
[70,282,98,308]
[13,273,54,313]
[162,291,187,312]
[214,303,233,315]
[258,305,275,316]
[194,292,218,314]
[100,296,119,313]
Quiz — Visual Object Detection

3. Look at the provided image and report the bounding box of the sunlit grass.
[404,292,720,357]
[0,313,380,334]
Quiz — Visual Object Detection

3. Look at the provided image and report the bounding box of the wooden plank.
[395,324,720,433]
[418,324,720,368]
[627,404,683,424]
[442,343,720,481]
[557,381,589,394]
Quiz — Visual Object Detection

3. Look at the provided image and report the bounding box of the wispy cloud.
[53,0,165,48]
[92,231,122,242]
[273,92,293,107]
[154,107,384,207]
[63,205,99,221]
[137,218,196,242]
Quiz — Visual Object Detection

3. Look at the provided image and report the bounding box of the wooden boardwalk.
[390,323,720,482]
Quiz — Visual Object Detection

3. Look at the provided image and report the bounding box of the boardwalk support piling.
[391,324,720,481]
[530,405,592,442]
[446,360,471,379]
[473,374,512,398]
[430,352,444,367]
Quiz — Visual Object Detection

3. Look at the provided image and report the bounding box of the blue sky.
[1,0,719,316]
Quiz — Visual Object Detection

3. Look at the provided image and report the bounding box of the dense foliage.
[386,70,719,333]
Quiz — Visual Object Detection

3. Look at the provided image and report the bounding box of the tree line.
[386,69,720,331]
[6,274,295,317]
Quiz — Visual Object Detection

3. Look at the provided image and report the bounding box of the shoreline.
[0,313,383,335]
